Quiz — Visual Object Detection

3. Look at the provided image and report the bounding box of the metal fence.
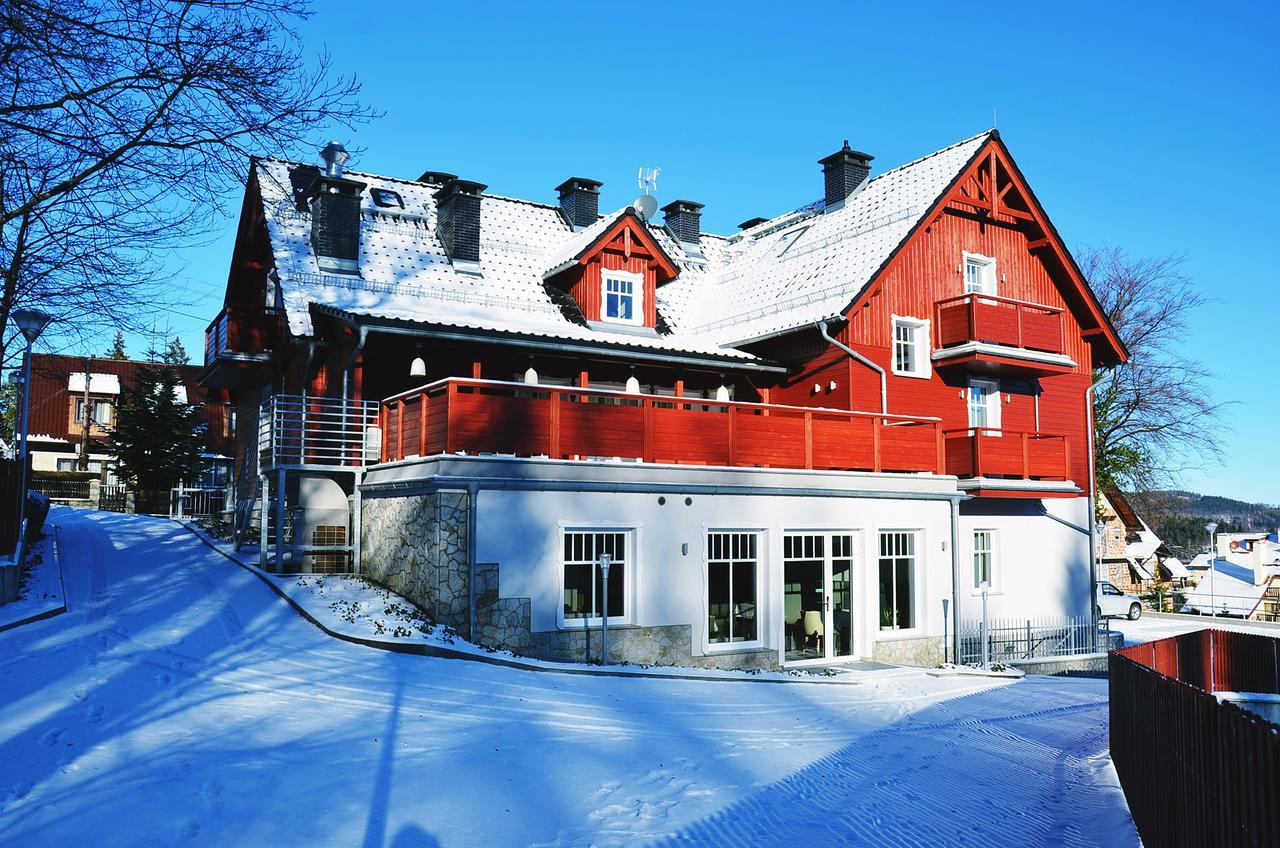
[29,473,92,501]
[169,485,227,520]
[958,615,1098,664]
[98,484,128,512]
[1110,630,1280,847]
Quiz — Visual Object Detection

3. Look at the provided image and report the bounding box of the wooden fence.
[1110,630,1280,847]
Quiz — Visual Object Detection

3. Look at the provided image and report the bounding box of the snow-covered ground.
[0,532,65,631]
[0,509,1138,846]
[1113,611,1280,646]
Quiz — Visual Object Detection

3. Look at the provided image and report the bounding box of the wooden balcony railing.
[935,293,1065,355]
[380,378,945,474]
[942,428,1071,481]
[205,306,281,366]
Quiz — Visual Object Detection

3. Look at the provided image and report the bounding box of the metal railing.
[958,614,1098,664]
[259,394,381,469]
[169,484,228,520]
[1111,630,1280,847]
[29,473,93,501]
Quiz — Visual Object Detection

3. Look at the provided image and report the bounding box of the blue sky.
[93,2,1278,502]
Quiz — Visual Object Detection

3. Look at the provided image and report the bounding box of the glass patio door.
[783,533,856,664]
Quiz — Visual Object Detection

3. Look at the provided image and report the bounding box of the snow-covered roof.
[68,373,121,395]
[1161,556,1191,579]
[254,130,994,357]
[1187,553,1214,571]
[1183,561,1269,616]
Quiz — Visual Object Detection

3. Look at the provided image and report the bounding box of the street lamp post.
[11,308,53,552]
[1205,521,1219,618]
[1095,521,1107,644]
[598,552,612,666]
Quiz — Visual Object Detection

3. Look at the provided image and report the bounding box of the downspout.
[1085,379,1099,642]
[950,496,962,664]
[467,482,479,644]
[816,320,886,414]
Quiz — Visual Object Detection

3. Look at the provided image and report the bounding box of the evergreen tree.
[0,380,17,444]
[162,337,190,366]
[108,363,203,493]
[106,331,128,360]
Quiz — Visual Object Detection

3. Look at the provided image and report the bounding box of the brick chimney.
[310,145,367,275]
[661,199,703,246]
[434,178,487,266]
[819,141,874,211]
[556,177,603,230]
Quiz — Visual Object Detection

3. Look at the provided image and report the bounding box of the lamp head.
[1206,521,1219,534]
[409,356,426,378]
[12,308,53,344]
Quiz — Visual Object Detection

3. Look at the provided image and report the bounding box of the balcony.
[933,294,1076,376]
[259,394,381,470]
[380,379,945,474]
[942,428,1075,497]
[201,306,281,387]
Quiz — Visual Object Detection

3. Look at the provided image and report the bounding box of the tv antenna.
[634,166,661,221]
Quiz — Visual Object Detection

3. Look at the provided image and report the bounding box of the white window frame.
[963,251,998,296]
[890,315,931,379]
[703,530,763,652]
[967,378,1002,432]
[971,528,1001,594]
[558,528,635,628]
[877,529,920,633]
[600,268,644,327]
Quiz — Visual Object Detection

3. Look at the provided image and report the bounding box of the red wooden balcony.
[201,306,281,387]
[380,378,945,474]
[933,294,1073,375]
[942,428,1071,482]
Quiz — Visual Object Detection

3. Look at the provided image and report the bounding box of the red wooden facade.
[550,213,678,329]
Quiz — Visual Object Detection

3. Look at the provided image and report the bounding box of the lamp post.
[598,552,612,666]
[11,308,53,550]
[1205,521,1218,618]
[1095,521,1107,643]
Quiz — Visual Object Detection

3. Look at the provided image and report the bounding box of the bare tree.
[0,0,377,368]
[1080,246,1226,495]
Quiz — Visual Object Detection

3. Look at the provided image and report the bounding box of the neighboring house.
[1097,489,1171,593]
[1183,533,1280,620]
[23,353,232,489]
[200,129,1127,670]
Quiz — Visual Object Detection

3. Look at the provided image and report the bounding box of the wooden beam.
[1026,238,1051,251]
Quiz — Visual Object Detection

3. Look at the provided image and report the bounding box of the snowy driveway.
[1,509,1136,847]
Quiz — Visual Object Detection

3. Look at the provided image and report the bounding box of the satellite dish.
[634,194,658,221]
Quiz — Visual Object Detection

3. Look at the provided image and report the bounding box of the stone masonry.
[360,491,470,634]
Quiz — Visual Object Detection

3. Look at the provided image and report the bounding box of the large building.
[200,129,1126,669]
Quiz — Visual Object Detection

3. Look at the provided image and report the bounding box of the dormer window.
[963,252,997,295]
[601,269,643,326]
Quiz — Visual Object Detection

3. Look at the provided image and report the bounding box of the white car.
[1096,581,1143,620]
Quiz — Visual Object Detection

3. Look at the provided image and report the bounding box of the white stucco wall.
[956,496,1092,624]
[474,487,957,664]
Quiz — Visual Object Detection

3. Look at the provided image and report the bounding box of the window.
[601,270,643,326]
[774,225,809,257]
[74,398,113,427]
[963,252,997,295]
[967,378,1001,431]
[707,532,758,645]
[878,531,916,630]
[891,316,930,378]
[973,529,997,590]
[562,530,629,623]
[370,187,404,209]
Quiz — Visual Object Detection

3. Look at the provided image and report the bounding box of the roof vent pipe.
[818,141,874,211]
[319,141,350,179]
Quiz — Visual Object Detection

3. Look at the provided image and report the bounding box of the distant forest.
[1135,491,1280,556]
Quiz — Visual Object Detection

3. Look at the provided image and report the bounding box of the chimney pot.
[738,216,768,231]
[556,177,603,230]
[818,141,874,211]
[661,199,704,246]
[434,178,487,265]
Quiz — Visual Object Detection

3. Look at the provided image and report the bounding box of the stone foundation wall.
[360,491,470,633]
[872,635,945,667]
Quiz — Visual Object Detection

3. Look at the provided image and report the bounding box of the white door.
[967,379,1001,434]
[782,533,858,665]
